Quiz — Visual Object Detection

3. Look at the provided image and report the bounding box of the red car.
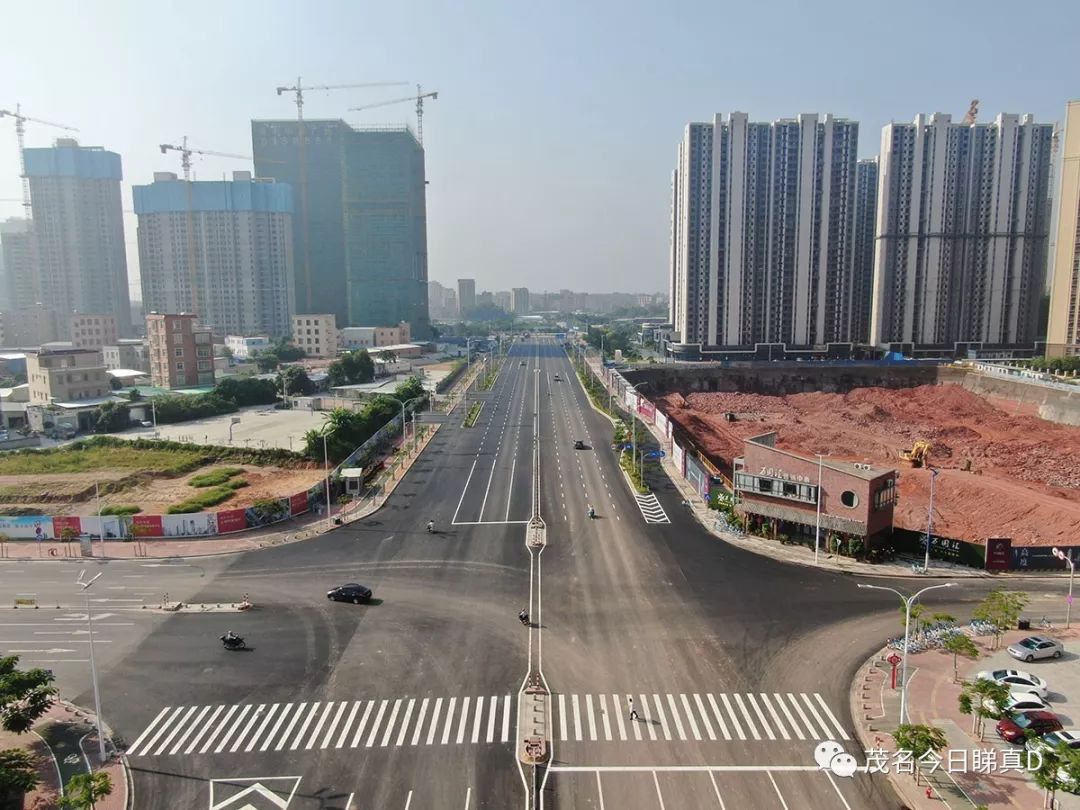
[996,711,1063,744]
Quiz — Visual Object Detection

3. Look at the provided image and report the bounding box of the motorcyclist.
[518,608,529,625]
[427,520,435,533]
[221,630,241,645]
[587,505,595,519]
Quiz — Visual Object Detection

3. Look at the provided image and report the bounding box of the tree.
[891,723,948,785]
[973,588,1029,650]
[959,678,1010,739]
[0,748,38,801]
[943,633,979,682]
[125,388,142,402]
[327,351,374,387]
[93,401,130,433]
[0,656,57,735]
[214,377,278,408]
[1032,741,1079,808]
[61,771,113,809]
[277,365,315,397]
[107,376,121,391]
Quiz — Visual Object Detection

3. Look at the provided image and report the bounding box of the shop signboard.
[985,537,1012,571]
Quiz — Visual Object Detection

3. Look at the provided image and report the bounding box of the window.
[175,362,185,371]
[174,347,183,357]
[840,490,859,508]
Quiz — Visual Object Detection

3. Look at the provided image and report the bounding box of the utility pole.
[76,572,107,763]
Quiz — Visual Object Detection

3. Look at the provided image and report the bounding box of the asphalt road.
[0,338,1063,810]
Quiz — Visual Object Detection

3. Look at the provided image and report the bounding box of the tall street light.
[857,582,955,723]
[1052,547,1075,628]
[923,467,940,573]
[322,431,332,529]
[629,382,649,483]
[814,453,825,564]
[384,395,425,444]
[76,571,107,762]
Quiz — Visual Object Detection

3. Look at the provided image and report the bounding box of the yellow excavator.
[900,440,932,468]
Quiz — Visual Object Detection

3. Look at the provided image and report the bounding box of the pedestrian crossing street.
[126,690,847,758]
[633,493,671,524]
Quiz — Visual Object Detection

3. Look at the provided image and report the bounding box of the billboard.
[685,455,710,500]
[131,514,163,538]
[624,389,637,410]
[655,410,671,439]
[160,513,219,538]
[79,516,129,539]
[672,441,686,477]
[245,498,290,528]
[637,398,656,423]
[985,537,1012,572]
[216,508,247,534]
[51,515,81,538]
[0,516,52,540]
[290,491,310,516]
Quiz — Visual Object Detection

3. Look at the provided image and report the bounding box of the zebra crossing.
[126,694,515,758]
[634,493,670,524]
[125,690,848,759]
[554,692,849,744]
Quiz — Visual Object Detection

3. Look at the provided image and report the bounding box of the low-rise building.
[26,347,110,405]
[102,339,148,372]
[338,327,376,350]
[146,313,215,389]
[68,313,117,349]
[292,314,338,358]
[733,432,897,550]
[224,335,271,360]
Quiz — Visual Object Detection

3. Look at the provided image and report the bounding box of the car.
[520,361,526,366]
[1025,729,1080,757]
[1007,636,1064,663]
[983,690,1051,716]
[140,421,154,428]
[574,439,586,450]
[996,710,1063,744]
[977,669,1049,698]
[327,583,373,604]
[553,373,561,381]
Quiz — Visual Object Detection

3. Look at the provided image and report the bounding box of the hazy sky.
[2,0,1078,300]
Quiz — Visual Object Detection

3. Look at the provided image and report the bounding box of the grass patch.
[223,479,249,490]
[619,451,649,494]
[0,442,206,476]
[478,371,498,391]
[166,486,239,514]
[188,467,245,488]
[463,402,482,428]
[99,504,142,516]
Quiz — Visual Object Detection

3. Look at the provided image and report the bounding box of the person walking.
[628,696,639,721]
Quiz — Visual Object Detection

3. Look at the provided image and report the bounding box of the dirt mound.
[661,383,1080,546]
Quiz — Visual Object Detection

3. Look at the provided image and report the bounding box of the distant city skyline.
[1,2,1078,299]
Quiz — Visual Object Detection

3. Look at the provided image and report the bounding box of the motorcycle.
[426,521,435,533]
[587,507,595,519]
[518,611,530,626]
[220,634,246,650]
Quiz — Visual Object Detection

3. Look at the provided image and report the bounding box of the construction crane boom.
[275,78,409,120]
[962,99,979,125]
[0,104,79,221]
[160,136,251,182]
[349,86,439,145]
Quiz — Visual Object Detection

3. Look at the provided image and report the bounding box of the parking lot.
[120,405,327,451]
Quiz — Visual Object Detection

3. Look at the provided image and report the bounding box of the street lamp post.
[76,572,107,763]
[95,481,104,557]
[814,454,824,564]
[857,582,955,723]
[629,382,649,483]
[322,432,332,529]
[1052,547,1076,628]
[923,468,940,573]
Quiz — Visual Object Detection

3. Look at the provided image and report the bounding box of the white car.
[976,669,1049,698]
[984,690,1051,716]
[1025,729,1080,757]
[1007,636,1064,663]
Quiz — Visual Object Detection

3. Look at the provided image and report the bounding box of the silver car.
[1007,636,1064,663]
[983,690,1051,716]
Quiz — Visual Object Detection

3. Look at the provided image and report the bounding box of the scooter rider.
[518,608,529,625]
[587,505,595,519]
[427,520,435,533]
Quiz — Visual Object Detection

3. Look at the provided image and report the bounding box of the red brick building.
[733,432,897,551]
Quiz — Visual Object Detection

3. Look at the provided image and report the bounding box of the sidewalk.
[850,627,1080,809]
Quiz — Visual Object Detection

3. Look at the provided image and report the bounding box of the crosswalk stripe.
[745,695,773,740]
[733,694,760,740]
[351,701,375,748]
[788,692,817,739]
[586,695,598,741]
[666,694,686,740]
[719,694,744,741]
[306,703,335,750]
[126,707,171,756]
[693,694,716,741]
[759,693,789,741]
[289,702,320,751]
[323,702,348,749]
[411,699,430,747]
[232,704,266,752]
[274,702,304,752]
[397,699,416,747]
[612,695,628,741]
[189,705,227,754]
[171,705,212,755]
[440,697,456,745]
[640,694,657,740]
[245,704,280,753]
[215,704,252,753]
[599,694,612,741]
[775,693,805,740]
[680,694,702,741]
[652,694,671,740]
[501,694,511,742]
[486,696,497,743]
[801,693,830,740]
[813,693,850,740]
[455,697,471,745]
[572,694,583,741]
[366,699,389,747]
[707,694,731,740]
[425,698,443,746]
[380,699,403,747]
[136,706,184,756]
[203,705,240,753]
[153,706,197,756]
[558,694,568,741]
[336,701,360,749]
[470,697,484,744]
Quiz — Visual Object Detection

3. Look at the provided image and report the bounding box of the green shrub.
[166,486,238,514]
[188,467,245,488]
[99,504,142,516]
[223,479,249,490]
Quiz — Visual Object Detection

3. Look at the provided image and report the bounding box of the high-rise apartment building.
[291,313,338,358]
[851,159,879,343]
[511,287,530,315]
[252,120,429,338]
[1047,101,1080,356]
[669,113,859,355]
[427,280,458,319]
[494,290,511,311]
[133,171,295,338]
[68,314,117,349]
[0,304,60,348]
[871,113,1053,350]
[0,218,34,311]
[24,139,131,335]
[146,313,215,389]
[457,279,476,314]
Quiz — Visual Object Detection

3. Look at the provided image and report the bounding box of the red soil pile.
[658,384,1080,546]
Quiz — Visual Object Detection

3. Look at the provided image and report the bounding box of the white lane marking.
[693,694,716,741]
[365,699,389,747]
[501,695,511,742]
[652,694,671,741]
[305,702,336,750]
[201,705,239,754]
[559,694,568,741]
[814,693,851,740]
[273,702,304,752]
[336,702,362,749]
[788,692,818,739]
[708,771,727,809]
[214,704,252,753]
[470,696,484,744]
[596,771,606,810]
[322,702,348,749]
[801,693,831,740]
[599,694,612,741]
[586,694,598,741]
[640,693,657,740]
[451,458,479,525]
[287,702,320,751]
[745,694,773,740]
[426,698,443,746]
[733,694,760,740]
[404,789,413,810]
[680,694,702,740]
[719,694,745,741]
[185,705,226,754]
[380,699,403,747]
[350,701,376,748]
[411,699,430,747]
[666,694,687,740]
[245,704,281,753]
[826,771,854,810]
[455,696,471,745]
[612,695,628,741]
[441,697,457,745]
[774,693,805,740]
[150,705,197,756]
[231,703,266,752]
[767,771,790,810]
[486,695,498,743]
[759,693,789,741]
[463,786,472,809]
[572,694,583,741]
[505,458,516,521]
[652,771,667,810]
[478,456,498,521]
[126,707,171,755]
[168,705,212,755]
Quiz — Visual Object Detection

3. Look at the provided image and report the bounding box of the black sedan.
[327,583,373,604]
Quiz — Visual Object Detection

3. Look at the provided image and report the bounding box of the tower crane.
[274,78,408,312]
[0,104,79,221]
[350,86,439,145]
[962,99,979,125]
[159,136,251,181]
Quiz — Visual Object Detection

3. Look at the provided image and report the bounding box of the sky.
[2,0,1078,301]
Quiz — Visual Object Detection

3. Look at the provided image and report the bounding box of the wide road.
[0,338,1059,809]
